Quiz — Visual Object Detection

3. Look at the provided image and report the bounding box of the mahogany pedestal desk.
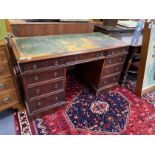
[9,32,129,118]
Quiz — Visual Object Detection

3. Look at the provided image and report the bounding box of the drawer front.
[102,63,124,77]
[107,47,128,56]
[26,80,64,99]
[65,51,108,64]
[99,74,120,88]
[0,50,7,62]
[0,62,11,79]
[0,78,15,94]
[22,68,64,86]
[65,53,96,64]
[27,91,65,112]
[0,91,18,106]
[104,55,126,66]
[21,58,64,72]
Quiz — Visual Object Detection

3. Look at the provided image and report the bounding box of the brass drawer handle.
[108,51,112,55]
[109,60,112,64]
[106,70,109,74]
[37,102,42,107]
[54,72,58,76]
[36,89,40,94]
[74,56,78,61]
[0,96,10,104]
[32,64,37,69]
[0,83,5,89]
[55,96,58,101]
[34,76,39,81]
[97,53,100,57]
[104,81,107,85]
[54,83,58,89]
[54,60,58,66]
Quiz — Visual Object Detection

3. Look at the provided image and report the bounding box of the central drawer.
[27,91,65,113]
[22,67,65,86]
[65,51,108,65]
[26,79,64,99]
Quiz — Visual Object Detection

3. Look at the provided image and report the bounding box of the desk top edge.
[10,32,129,63]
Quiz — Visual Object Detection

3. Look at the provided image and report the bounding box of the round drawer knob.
[36,89,40,94]
[106,71,109,74]
[32,64,37,69]
[116,67,119,70]
[34,76,39,81]
[119,58,122,61]
[37,102,42,107]
[113,78,116,81]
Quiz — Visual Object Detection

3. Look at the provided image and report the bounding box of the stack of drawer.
[75,47,128,95]
[98,48,128,94]
[18,58,66,117]
[0,41,21,112]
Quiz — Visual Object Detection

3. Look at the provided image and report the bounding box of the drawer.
[21,58,64,72]
[65,53,95,64]
[99,74,120,88]
[102,63,124,77]
[107,47,128,56]
[0,91,18,106]
[0,78,15,94]
[27,91,65,113]
[22,67,64,86]
[26,79,64,99]
[0,50,7,62]
[65,51,107,64]
[104,55,126,66]
[0,62,11,80]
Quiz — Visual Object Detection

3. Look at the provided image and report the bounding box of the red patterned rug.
[14,73,155,135]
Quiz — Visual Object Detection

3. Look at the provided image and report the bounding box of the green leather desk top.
[11,32,128,62]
